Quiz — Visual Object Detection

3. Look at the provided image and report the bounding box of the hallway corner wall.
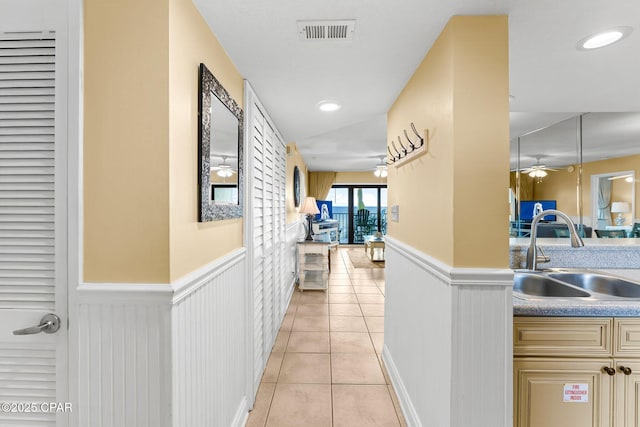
[168,0,245,282]
[386,15,509,269]
[383,237,513,427]
[83,0,171,283]
[76,249,248,427]
[384,15,512,427]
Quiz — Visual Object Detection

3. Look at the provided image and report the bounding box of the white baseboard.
[382,346,422,427]
[232,397,249,427]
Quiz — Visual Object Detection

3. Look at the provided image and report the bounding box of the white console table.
[312,220,339,249]
[297,240,329,291]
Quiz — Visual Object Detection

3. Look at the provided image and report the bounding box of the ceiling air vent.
[297,20,355,42]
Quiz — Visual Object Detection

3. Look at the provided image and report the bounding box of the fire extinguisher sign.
[563,383,589,403]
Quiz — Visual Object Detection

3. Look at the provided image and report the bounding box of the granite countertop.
[513,293,640,317]
[510,238,640,316]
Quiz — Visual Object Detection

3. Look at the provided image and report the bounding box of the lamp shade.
[299,197,320,215]
[611,202,631,213]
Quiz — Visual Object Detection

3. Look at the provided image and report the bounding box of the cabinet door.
[614,360,640,427]
[514,358,613,427]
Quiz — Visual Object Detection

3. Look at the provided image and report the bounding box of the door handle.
[13,314,61,335]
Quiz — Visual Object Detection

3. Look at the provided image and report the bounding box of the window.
[211,184,238,204]
[325,185,387,244]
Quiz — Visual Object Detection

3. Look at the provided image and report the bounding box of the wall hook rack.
[387,122,429,167]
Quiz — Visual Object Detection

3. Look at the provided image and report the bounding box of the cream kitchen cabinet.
[514,357,612,427]
[614,359,640,427]
[514,317,640,427]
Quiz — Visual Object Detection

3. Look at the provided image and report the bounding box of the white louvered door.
[261,121,275,357]
[270,126,286,326]
[250,105,266,389]
[0,32,68,426]
[244,81,288,403]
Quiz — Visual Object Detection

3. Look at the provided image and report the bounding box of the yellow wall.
[387,16,509,268]
[286,143,309,224]
[84,0,171,282]
[534,154,640,224]
[335,172,387,184]
[84,0,244,283]
[211,171,239,184]
[168,0,244,281]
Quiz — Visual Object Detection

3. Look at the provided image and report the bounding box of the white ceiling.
[193,0,640,173]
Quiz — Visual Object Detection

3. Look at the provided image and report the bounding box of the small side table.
[364,235,385,262]
[297,240,330,291]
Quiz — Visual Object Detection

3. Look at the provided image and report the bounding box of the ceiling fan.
[210,155,236,178]
[373,156,388,178]
[520,158,558,179]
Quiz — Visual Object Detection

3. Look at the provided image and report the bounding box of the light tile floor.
[246,247,407,427]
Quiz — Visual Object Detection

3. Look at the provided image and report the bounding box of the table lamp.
[299,197,320,241]
[611,202,630,226]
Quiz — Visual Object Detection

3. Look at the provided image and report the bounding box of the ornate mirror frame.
[293,166,301,207]
[198,62,244,222]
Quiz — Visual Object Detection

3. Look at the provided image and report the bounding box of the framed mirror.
[198,62,244,222]
[293,166,301,207]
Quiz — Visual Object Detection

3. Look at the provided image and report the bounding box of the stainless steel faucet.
[526,209,584,270]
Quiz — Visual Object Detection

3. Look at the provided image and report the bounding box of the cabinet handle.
[619,366,633,376]
[603,367,616,376]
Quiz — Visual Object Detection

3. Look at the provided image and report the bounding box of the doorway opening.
[590,170,636,230]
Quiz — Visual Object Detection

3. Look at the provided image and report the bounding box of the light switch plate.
[390,205,399,222]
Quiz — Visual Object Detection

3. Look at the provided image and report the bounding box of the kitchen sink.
[513,273,591,298]
[548,272,640,298]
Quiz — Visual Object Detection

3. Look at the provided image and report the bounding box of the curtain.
[509,172,534,201]
[597,177,612,225]
[308,172,336,200]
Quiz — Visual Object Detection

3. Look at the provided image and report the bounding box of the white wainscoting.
[76,248,248,427]
[285,221,301,288]
[382,237,513,427]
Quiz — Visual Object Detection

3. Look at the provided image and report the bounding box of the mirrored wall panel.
[510,113,640,237]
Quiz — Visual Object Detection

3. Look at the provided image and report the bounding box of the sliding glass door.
[325,185,387,244]
[327,187,349,243]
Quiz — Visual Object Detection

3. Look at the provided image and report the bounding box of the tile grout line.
[260,247,391,426]
[329,281,335,427]
[260,383,276,427]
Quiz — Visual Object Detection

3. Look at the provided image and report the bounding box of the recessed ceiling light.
[317,100,341,112]
[577,26,633,50]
